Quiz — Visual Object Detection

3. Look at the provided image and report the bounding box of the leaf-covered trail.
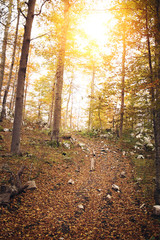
[0,126,160,239]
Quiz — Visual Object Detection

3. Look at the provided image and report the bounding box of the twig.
[34,0,50,16]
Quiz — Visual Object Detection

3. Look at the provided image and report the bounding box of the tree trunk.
[0,4,20,121]
[154,0,160,205]
[98,97,102,130]
[11,0,36,154]
[65,76,73,129]
[48,80,55,127]
[0,0,13,101]
[70,94,73,129]
[119,24,126,139]
[23,73,29,120]
[51,0,70,143]
[88,62,95,131]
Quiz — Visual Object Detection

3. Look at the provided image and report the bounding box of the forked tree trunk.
[0,4,20,121]
[0,0,13,101]
[51,0,70,143]
[11,0,36,154]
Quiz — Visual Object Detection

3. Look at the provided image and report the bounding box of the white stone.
[79,142,86,148]
[120,171,126,178]
[136,177,142,182]
[106,194,112,200]
[27,180,37,190]
[153,205,160,215]
[112,184,120,192]
[137,155,144,159]
[3,128,10,132]
[68,179,74,184]
[78,204,84,209]
[63,142,70,149]
[97,189,102,192]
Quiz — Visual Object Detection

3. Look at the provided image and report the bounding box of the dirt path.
[0,128,160,240]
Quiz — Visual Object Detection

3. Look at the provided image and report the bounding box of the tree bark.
[88,62,95,131]
[51,0,70,143]
[153,0,160,205]
[119,24,126,139]
[0,4,20,121]
[11,0,36,154]
[0,0,13,101]
[48,80,55,127]
[65,76,73,129]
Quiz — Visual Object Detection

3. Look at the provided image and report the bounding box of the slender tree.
[119,23,126,138]
[51,0,70,144]
[0,1,20,121]
[88,61,95,130]
[0,0,13,101]
[11,0,36,154]
[65,76,73,129]
[154,0,160,205]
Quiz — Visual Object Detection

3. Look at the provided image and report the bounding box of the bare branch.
[34,0,50,16]
[19,8,27,19]
[30,31,51,41]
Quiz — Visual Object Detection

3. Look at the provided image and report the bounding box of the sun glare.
[78,9,116,51]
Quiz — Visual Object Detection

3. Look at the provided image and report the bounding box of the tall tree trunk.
[0,4,20,121]
[119,24,126,138]
[154,0,160,205]
[9,49,20,114]
[98,97,102,130]
[70,94,73,129]
[0,0,13,101]
[48,80,55,127]
[65,76,73,129]
[23,72,29,120]
[51,0,70,143]
[88,62,95,130]
[11,0,36,154]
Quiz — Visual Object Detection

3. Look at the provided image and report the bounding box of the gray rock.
[27,180,37,190]
[112,184,120,192]
[153,205,160,215]
[68,179,74,184]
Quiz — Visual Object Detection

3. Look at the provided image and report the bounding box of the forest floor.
[0,120,160,240]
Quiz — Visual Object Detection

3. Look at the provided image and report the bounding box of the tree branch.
[19,8,27,19]
[30,31,51,41]
[34,0,50,16]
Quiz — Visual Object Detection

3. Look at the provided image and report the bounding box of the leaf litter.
[0,120,160,239]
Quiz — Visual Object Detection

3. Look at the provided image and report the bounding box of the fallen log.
[0,166,29,205]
